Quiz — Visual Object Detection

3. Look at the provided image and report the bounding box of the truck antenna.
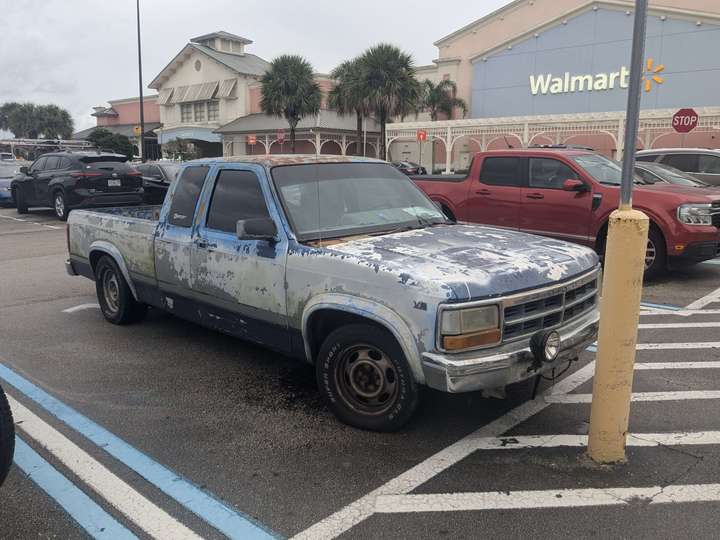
[503,135,514,149]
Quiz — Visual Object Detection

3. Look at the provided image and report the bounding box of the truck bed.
[67,205,162,282]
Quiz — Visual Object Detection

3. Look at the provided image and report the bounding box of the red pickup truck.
[414,149,720,277]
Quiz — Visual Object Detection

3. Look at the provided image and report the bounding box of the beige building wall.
[157,49,257,130]
[429,0,720,112]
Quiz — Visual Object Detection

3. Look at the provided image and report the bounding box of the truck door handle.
[195,239,217,250]
[526,193,544,200]
[475,189,492,196]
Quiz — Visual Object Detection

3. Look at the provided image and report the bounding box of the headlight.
[440,305,501,351]
[677,203,713,225]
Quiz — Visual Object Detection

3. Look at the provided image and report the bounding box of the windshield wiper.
[368,225,417,236]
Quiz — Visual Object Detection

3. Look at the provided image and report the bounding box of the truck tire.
[94,256,148,325]
[643,227,667,280]
[316,324,419,432]
[53,190,68,221]
[14,187,28,214]
[0,384,15,487]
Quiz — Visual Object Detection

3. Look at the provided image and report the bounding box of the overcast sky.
[1,0,507,133]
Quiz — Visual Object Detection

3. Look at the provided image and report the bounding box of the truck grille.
[502,272,599,342]
[712,201,720,228]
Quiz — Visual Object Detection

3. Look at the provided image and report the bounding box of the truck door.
[155,165,210,296]
[520,157,592,245]
[466,156,525,229]
[190,166,290,351]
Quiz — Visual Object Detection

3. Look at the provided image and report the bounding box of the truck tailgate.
[67,206,161,283]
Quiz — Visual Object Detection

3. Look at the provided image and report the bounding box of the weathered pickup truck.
[66,155,600,431]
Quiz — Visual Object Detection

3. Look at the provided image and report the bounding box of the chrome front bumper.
[421,308,599,393]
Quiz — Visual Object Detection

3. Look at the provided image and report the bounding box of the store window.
[194,102,205,122]
[207,101,219,121]
[180,103,193,123]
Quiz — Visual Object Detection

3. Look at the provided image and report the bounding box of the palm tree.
[260,55,321,153]
[357,44,421,160]
[329,59,368,156]
[421,79,467,121]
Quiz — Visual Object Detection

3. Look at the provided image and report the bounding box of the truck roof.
[477,148,595,156]
[186,154,385,168]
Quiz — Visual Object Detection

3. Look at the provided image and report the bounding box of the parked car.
[11,151,144,220]
[0,384,14,488]
[636,148,720,186]
[414,149,720,278]
[392,161,427,175]
[66,155,599,431]
[0,162,21,206]
[635,162,713,188]
[0,152,16,161]
[136,161,181,205]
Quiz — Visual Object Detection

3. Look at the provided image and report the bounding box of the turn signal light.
[674,244,685,253]
[443,328,501,351]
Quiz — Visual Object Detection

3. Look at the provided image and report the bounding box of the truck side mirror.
[562,179,587,192]
[237,217,278,242]
[19,166,29,175]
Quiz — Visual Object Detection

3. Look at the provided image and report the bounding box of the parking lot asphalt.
[1,206,720,539]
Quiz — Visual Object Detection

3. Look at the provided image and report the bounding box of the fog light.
[530,330,561,363]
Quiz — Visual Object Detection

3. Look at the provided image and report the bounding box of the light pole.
[587,0,650,464]
[136,0,145,161]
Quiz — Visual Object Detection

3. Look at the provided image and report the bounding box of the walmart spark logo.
[643,58,665,92]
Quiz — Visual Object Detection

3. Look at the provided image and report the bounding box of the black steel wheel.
[94,256,147,325]
[316,324,419,431]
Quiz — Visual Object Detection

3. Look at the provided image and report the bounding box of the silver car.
[636,148,720,186]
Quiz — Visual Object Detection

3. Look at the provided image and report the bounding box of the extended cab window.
[480,157,524,186]
[661,154,698,172]
[168,166,209,227]
[206,169,270,233]
[529,158,578,189]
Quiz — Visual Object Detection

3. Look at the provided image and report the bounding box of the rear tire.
[14,187,28,214]
[53,190,68,221]
[316,324,419,432]
[0,384,15,488]
[94,256,147,325]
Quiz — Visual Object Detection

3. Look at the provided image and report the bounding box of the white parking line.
[466,430,720,451]
[374,484,720,513]
[62,303,100,313]
[636,361,720,370]
[290,362,598,540]
[641,309,720,317]
[546,390,720,404]
[685,286,720,310]
[639,322,720,329]
[636,342,720,350]
[8,396,203,540]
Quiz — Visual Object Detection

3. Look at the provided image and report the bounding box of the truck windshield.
[272,162,447,241]
[572,154,646,185]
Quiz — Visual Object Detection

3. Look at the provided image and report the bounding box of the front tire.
[53,190,68,221]
[643,227,667,280]
[0,384,15,487]
[316,324,419,431]
[94,256,147,325]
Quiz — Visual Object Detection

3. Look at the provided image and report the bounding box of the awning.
[217,78,237,99]
[157,88,174,105]
[157,126,221,144]
[170,81,219,103]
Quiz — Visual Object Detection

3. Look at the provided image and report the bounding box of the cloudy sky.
[1,0,507,133]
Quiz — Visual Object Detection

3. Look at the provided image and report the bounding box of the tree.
[260,55,321,153]
[420,79,467,121]
[329,59,368,156]
[357,44,421,160]
[85,128,134,159]
[0,102,73,139]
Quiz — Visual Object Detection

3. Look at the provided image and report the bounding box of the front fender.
[302,293,426,384]
[88,240,138,300]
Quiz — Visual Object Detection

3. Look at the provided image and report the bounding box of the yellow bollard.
[587,206,649,463]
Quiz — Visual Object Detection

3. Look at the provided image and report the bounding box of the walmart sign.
[529,67,631,95]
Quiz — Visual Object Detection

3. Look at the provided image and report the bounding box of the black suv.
[11,151,144,220]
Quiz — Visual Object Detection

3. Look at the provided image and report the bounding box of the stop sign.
[672,108,699,134]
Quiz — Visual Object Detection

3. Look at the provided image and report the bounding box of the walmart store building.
[391,0,720,169]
